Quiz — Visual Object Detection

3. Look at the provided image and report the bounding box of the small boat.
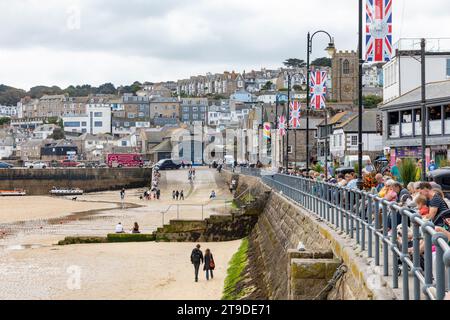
[49,188,84,196]
[0,189,27,196]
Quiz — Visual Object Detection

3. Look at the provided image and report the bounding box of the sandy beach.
[0,168,240,300]
[0,240,241,300]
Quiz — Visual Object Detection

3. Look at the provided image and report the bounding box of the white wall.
[384,55,450,103]
[87,105,111,134]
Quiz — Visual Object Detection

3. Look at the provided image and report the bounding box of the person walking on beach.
[156,189,160,200]
[204,249,215,280]
[191,244,203,282]
[175,190,180,200]
[120,188,125,209]
[180,190,184,200]
[172,190,176,200]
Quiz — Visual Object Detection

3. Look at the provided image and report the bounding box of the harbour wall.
[0,168,152,195]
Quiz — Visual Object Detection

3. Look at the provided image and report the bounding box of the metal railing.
[238,167,261,177]
[251,173,450,300]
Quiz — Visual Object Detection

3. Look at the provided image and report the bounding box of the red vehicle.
[107,153,144,168]
[60,159,81,167]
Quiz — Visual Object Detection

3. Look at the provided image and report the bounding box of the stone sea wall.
[0,168,152,195]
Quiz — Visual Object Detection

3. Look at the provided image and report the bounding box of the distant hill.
[0,82,127,106]
[0,85,27,106]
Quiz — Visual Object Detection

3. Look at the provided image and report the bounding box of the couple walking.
[172,190,184,200]
[190,244,215,282]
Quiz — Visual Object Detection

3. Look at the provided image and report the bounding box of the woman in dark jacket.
[203,249,215,280]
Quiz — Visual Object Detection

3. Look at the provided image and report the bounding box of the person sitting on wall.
[115,222,125,234]
[131,222,140,234]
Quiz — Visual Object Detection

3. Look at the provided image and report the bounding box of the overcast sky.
[1,0,449,90]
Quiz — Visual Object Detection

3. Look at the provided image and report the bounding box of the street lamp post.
[306,31,335,173]
[357,0,364,190]
[420,38,427,181]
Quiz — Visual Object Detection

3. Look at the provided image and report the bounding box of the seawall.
[222,170,396,300]
[0,168,152,195]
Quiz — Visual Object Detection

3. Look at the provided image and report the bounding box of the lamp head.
[325,39,336,57]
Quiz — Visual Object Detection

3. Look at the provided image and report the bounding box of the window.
[183,107,189,112]
[447,59,450,77]
[64,121,81,127]
[128,113,136,119]
[183,114,189,120]
[193,114,198,120]
[138,112,145,118]
[351,135,358,146]
[192,107,198,112]
[94,121,103,127]
[121,141,127,146]
[82,129,87,133]
[124,122,130,127]
[343,60,350,74]
[94,112,102,117]
[200,106,206,112]
[81,122,87,127]
[287,145,293,153]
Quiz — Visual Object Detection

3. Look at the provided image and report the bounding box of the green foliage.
[262,81,273,91]
[49,128,65,140]
[46,116,59,125]
[311,57,332,67]
[0,117,11,125]
[58,236,108,245]
[399,158,418,186]
[313,163,324,173]
[283,58,306,68]
[363,95,383,108]
[107,233,156,242]
[438,158,449,168]
[222,238,249,300]
[353,163,359,174]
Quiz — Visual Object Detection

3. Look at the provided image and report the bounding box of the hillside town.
[0,48,386,167]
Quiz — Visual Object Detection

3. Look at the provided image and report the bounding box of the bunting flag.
[278,115,286,136]
[366,0,393,62]
[309,71,327,110]
[263,122,271,140]
[289,100,301,128]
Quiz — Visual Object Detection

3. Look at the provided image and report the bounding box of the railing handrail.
[240,171,450,300]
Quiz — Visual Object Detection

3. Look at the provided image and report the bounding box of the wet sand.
[0,196,117,224]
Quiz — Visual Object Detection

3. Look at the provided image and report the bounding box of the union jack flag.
[366,0,393,62]
[309,71,327,110]
[289,101,301,128]
[278,115,286,136]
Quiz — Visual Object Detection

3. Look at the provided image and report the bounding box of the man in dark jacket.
[191,244,204,282]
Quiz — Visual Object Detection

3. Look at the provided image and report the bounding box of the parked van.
[343,155,371,168]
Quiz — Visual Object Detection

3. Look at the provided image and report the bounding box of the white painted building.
[329,111,383,160]
[0,105,18,118]
[32,124,58,140]
[63,106,111,135]
[383,38,450,103]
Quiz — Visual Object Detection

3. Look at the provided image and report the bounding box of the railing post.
[391,204,399,289]
[382,202,389,276]
[375,199,380,266]
[361,193,366,251]
[433,233,447,300]
[422,222,434,299]
[350,191,354,239]
[367,195,373,258]
[412,214,421,300]
[356,192,360,244]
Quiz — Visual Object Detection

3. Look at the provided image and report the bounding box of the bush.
[313,163,324,173]
[107,233,155,242]
[399,158,418,186]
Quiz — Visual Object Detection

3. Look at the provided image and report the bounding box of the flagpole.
[285,73,291,172]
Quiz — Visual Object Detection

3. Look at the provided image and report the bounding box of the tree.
[97,83,117,94]
[363,95,383,108]
[283,58,306,68]
[262,81,273,91]
[28,85,64,98]
[311,57,332,67]
[0,117,11,126]
[49,128,65,140]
